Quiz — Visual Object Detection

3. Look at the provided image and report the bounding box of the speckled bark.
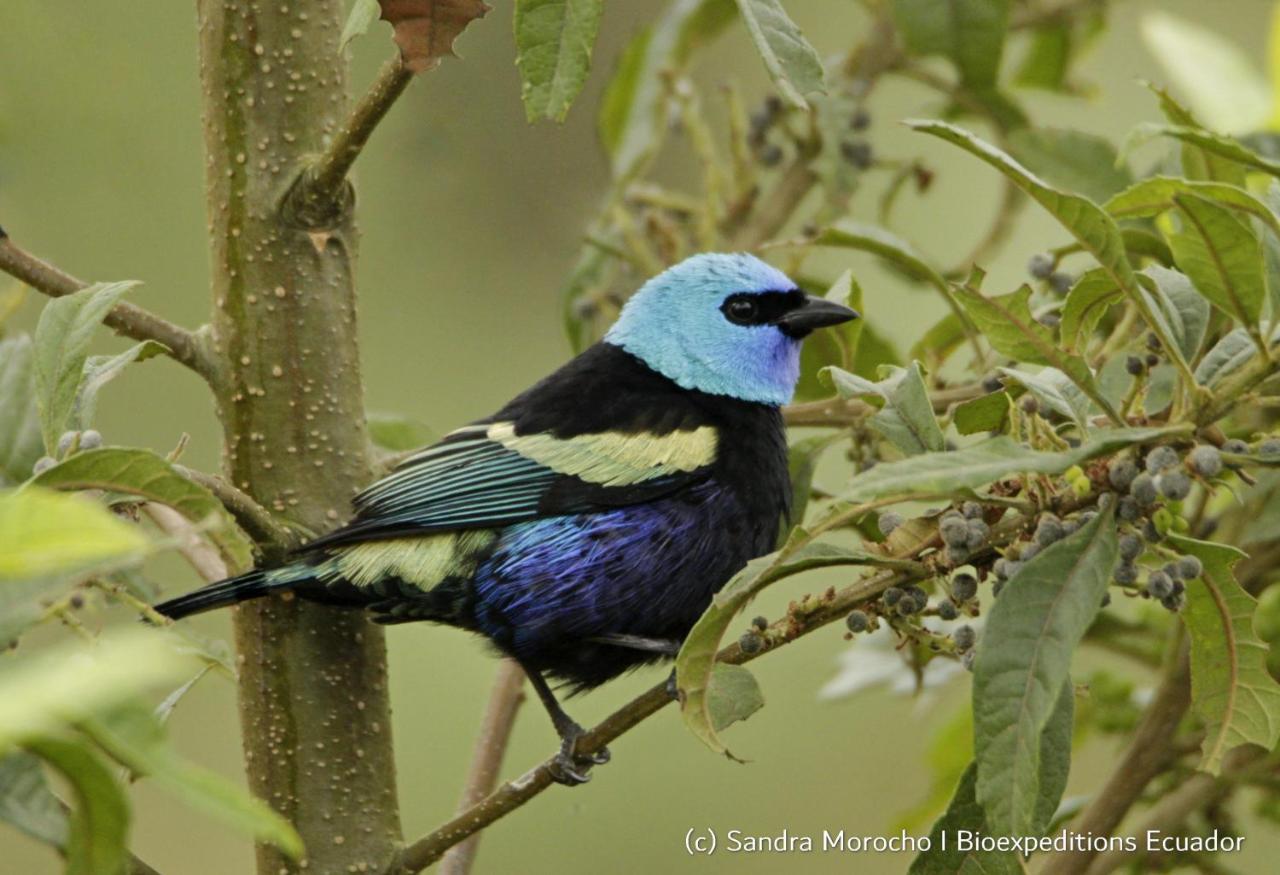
[195,2,402,872]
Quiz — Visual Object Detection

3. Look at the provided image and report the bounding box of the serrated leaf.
[515,0,604,123]
[826,362,944,455]
[74,339,168,433]
[706,663,764,732]
[340,0,381,50]
[1007,128,1132,204]
[0,335,44,486]
[1170,534,1280,774]
[1140,12,1270,133]
[973,508,1115,836]
[733,0,826,109]
[378,0,491,73]
[1137,266,1209,364]
[1059,269,1121,352]
[32,281,137,454]
[24,738,128,875]
[31,448,254,571]
[840,427,1180,503]
[676,537,899,756]
[0,486,149,582]
[890,0,1009,91]
[0,751,68,848]
[1167,193,1266,329]
[83,704,303,859]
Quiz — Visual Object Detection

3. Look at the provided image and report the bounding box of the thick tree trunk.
[195,2,402,872]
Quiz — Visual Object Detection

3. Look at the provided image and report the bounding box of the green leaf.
[515,0,604,123]
[1105,176,1280,242]
[83,704,304,859]
[31,448,254,571]
[973,508,1116,836]
[795,270,864,401]
[890,0,1010,91]
[1132,123,1280,181]
[0,751,68,848]
[367,412,435,452]
[909,311,968,368]
[1013,22,1070,92]
[1138,266,1210,364]
[996,366,1090,431]
[0,631,189,753]
[852,321,903,378]
[1140,84,1248,185]
[676,537,900,756]
[1140,12,1270,133]
[953,391,1011,436]
[1170,534,1280,775]
[339,0,380,50]
[0,335,44,486]
[908,764,1020,875]
[1007,128,1133,204]
[1167,193,1266,329]
[25,738,129,875]
[840,428,1180,503]
[732,0,826,109]
[1060,269,1121,352]
[1194,322,1280,388]
[826,362,945,455]
[953,283,1117,422]
[0,486,148,582]
[598,0,735,179]
[32,281,137,453]
[811,222,949,291]
[74,340,169,433]
[706,663,764,733]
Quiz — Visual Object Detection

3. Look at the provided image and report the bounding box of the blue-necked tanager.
[155,252,858,783]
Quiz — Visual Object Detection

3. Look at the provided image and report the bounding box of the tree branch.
[290,56,415,216]
[175,466,302,558]
[144,502,228,582]
[439,660,527,875]
[0,230,218,383]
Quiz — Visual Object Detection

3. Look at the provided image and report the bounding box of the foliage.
[8,0,1280,872]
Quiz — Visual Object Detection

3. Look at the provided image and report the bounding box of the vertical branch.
[440,660,527,875]
[194,3,401,872]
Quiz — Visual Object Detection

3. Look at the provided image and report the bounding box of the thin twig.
[0,231,217,382]
[298,56,415,208]
[143,502,227,582]
[440,660,527,875]
[175,466,301,555]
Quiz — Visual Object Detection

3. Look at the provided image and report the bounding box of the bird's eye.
[723,296,759,326]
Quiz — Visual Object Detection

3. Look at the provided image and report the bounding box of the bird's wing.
[303,420,718,549]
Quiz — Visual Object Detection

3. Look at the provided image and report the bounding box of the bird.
[153,252,858,784]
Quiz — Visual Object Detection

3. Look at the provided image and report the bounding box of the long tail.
[153,564,313,620]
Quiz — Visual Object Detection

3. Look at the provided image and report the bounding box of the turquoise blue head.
[604,253,859,405]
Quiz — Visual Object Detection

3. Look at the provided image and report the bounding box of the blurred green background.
[3,1,1279,872]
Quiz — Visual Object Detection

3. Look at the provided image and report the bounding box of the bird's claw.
[548,723,610,787]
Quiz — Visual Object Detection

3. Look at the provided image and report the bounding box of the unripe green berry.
[1152,507,1174,535]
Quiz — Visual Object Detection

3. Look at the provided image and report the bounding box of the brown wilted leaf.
[379,0,491,74]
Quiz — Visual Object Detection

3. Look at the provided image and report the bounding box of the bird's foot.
[548,722,610,787]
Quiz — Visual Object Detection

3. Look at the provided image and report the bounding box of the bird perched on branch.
[154,253,857,784]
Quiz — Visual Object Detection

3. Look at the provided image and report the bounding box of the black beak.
[776,294,860,338]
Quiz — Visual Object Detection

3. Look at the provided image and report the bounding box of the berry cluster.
[32,429,103,475]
